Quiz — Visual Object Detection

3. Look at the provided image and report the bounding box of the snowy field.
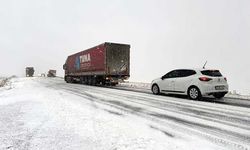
[0,77,250,150]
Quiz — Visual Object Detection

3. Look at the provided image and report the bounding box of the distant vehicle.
[63,42,130,85]
[47,70,56,77]
[25,67,34,77]
[151,69,229,100]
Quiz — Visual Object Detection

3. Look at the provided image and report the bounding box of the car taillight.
[224,77,227,81]
[199,77,212,82]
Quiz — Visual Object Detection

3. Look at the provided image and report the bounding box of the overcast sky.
[0,0,249,94]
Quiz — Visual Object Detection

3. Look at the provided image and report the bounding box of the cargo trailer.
[63,42,130,85]
[26,67,34,77]
[47,70,56,77]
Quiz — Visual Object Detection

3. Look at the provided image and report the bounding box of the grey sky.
[0,0,250,94]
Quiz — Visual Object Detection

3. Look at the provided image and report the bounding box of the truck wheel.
[152,84,160,95]
[111,83,118,86]
[87,77,91,85]
[80,77,85,84]
[188,86,201,100]
[65,77,69,83]
[92,77,97,85]
[66,77,72,83]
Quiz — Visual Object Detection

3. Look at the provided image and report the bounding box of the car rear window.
[201,70,222,77]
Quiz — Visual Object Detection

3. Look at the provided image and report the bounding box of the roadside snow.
[119,82,151,90]
[0,77,243,150]
[0,76,17,89]
[0,77,8,87]
[0,78,173,150]
[226,93,250,100]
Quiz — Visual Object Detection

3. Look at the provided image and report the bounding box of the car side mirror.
[161,76,165,80]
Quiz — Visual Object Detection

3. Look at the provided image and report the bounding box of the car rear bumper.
[205,91,228,96]
[199,84,229,96]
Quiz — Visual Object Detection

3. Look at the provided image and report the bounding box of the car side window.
[163,70,196,79]
[179,70,196,77]
[164,70,179,78]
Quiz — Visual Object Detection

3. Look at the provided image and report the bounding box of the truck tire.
[80,77,85,84]
[111,83,118,86]
[65,76,69,83]
[66,76,72,83]
[91,77,97,85]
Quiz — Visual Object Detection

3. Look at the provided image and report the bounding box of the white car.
[151,69,229,100]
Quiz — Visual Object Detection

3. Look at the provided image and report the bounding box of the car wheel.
[188,86,201,100]
[152,84,160,95]
[213,93,225,99]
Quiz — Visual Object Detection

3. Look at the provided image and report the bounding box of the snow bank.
[0,76,17,90]
[119,82,151,90]
[226,93,250,100]
[0,77,8,87]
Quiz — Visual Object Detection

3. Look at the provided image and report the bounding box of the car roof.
[173,68,219,71]
[195,68,220,71]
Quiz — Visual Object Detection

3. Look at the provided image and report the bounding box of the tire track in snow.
[58,83,250,129]
[38,78,250,149]
[51,85,250,150]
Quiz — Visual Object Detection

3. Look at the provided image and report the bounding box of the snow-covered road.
[0,77,249,150]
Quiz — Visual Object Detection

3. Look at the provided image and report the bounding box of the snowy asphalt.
[0,77,249,150]
[111,85,250,109]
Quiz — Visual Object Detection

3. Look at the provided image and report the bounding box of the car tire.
[152,84,160,95]
[188,86,201,100]
[213,93,225,99]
